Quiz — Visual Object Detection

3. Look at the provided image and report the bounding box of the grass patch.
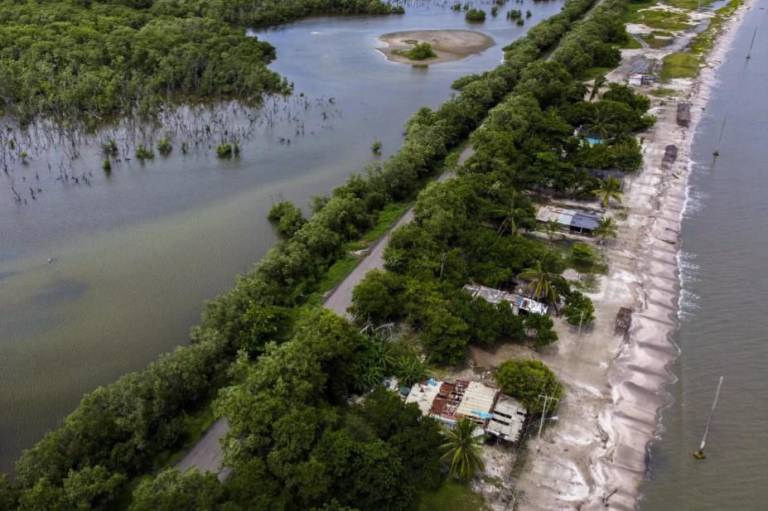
[361,202,411,243]
[691,0,743,55]
[650,86,678,97]
[641,32,675,48]
[663,0,717,9]
[621,35,643,49]
[314,255,359,295]
[661,51,700,79]
[636,8,692,31]
[419,481,488,511]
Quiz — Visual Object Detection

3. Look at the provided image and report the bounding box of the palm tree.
[396,355,428,387]
[592,177,623,208]
[594,217,618,244]
[518,260,560,306]
[440,418,485,481]
[589,74,607,102]
[493,189,525,238]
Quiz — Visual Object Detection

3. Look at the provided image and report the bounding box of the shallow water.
[641,3,768,509]
[0,1,565,474]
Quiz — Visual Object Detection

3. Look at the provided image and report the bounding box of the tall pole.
[536,394,552,451]
[693,376,724,459]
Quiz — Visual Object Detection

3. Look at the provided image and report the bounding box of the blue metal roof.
[571,213,600,231]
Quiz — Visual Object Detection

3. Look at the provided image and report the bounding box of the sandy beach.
[378,29,494,65]
[465,2,755,509]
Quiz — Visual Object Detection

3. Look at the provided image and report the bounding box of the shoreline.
[509,1,754,509]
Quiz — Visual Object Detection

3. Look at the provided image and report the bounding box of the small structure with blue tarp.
[574,126,605,147]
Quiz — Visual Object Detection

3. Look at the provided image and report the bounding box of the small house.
[536,205,602,236]
[629,73,655,87]
[627,57,659,87]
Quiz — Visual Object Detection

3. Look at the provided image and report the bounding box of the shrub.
[564,291,595,326]
[157,138,173,156]
[571,242,599,272]
[135,145,154,161]
[102,139,118,157]
[494,359,563,414]
[350,270,407,325]
[130,469,224,511]
[371,140,382,155]
[216,143,233,158]
[405,42,437,60]
[465,8,486,22]
[267,201,306,238]
[524,313,558,349]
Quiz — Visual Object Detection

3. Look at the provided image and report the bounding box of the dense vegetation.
[3,0,630,508]
[0,0,400,124]
[351,0,651,365]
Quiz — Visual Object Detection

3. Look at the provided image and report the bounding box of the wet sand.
[378,29,494,65]
[497,2,755,509]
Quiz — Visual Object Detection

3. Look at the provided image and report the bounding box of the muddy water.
[0,2,566,474]
[641,3,768,509]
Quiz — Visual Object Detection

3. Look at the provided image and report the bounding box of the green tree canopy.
[494,359,563,414]
[130,469,225,511]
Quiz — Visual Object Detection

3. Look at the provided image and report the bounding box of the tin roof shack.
[629,73,656,87]
[536,205,602,235]
[406,378,502,429]
[463,284,516,306]
[486,395,527,443]
[677,102,691,127]
[455,381,499,424]
[463,284,548,316]
[627,57,658,87]
[429,381,467,427]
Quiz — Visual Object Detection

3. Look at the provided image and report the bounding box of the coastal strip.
[513,1,754,509]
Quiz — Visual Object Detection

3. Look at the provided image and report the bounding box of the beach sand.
[467,2,755,509]
[377,29,494,65]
